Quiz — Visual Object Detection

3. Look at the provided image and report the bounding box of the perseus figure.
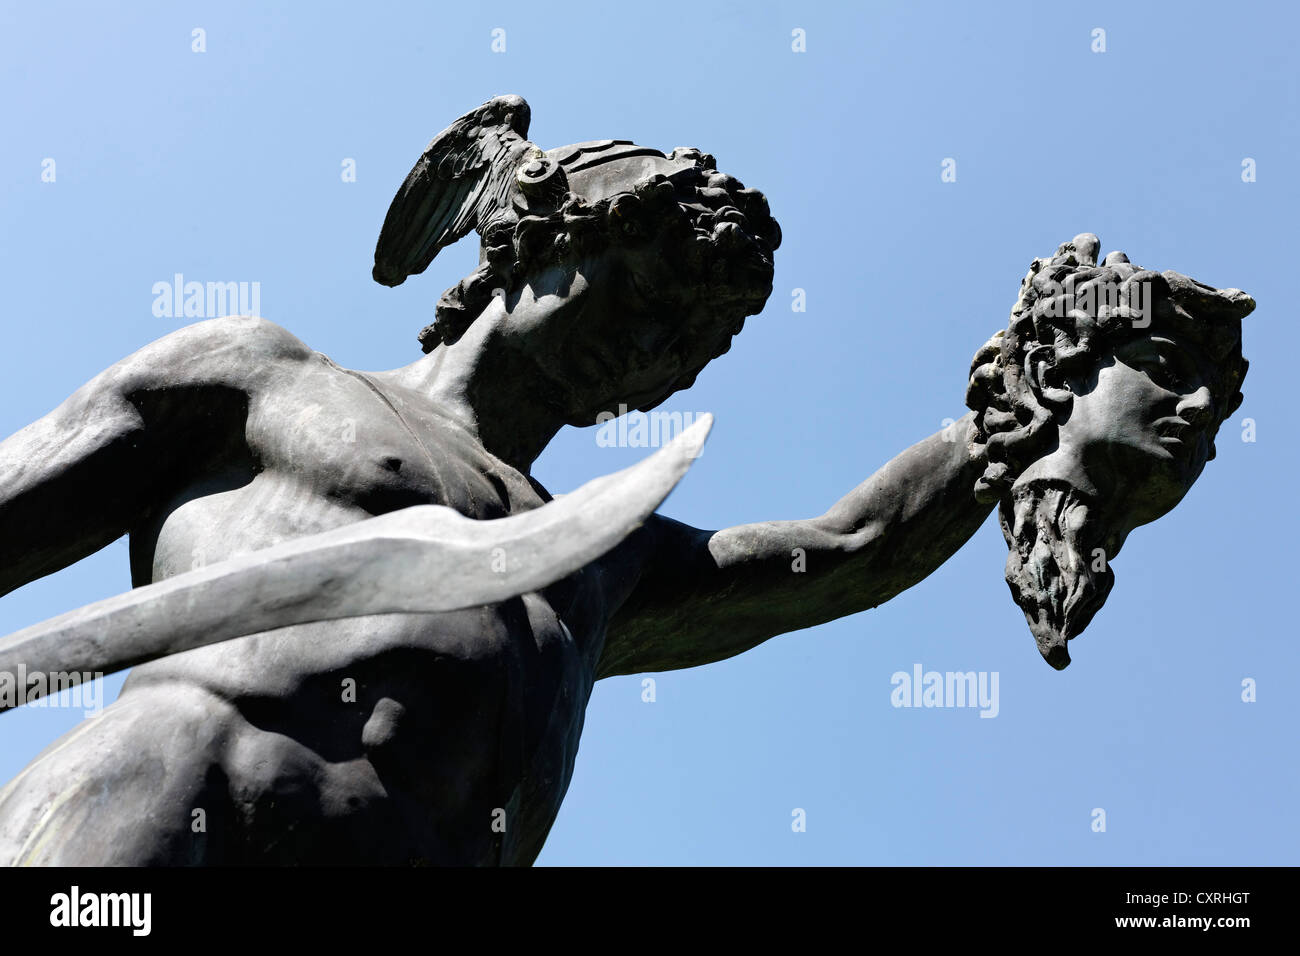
[0,96,1253,865]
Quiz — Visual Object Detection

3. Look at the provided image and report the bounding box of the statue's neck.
[380,313,563,474]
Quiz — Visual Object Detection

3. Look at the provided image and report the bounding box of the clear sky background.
[0,0,1294,865]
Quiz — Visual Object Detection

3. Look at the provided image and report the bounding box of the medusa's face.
[1053,330,1227,532]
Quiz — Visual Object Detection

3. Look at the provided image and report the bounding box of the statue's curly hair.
[965,233,1254,504]
[418,151,782,357]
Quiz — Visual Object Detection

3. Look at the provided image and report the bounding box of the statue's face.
[1042,329,1225,535]
[499,236,732,425]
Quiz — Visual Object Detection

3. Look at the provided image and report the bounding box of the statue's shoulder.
[172,315,313,361]
[124,316,316,390]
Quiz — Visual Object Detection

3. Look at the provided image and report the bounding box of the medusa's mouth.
[1153,417,1192,445]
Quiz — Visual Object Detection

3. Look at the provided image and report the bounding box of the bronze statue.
[0,96,1253,864]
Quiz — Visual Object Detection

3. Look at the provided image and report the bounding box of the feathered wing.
[372,94,534,286]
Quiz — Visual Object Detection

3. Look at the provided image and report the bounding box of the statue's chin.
[1000,479,1115,669]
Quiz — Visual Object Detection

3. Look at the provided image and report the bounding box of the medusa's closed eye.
[1116,336,1203,396]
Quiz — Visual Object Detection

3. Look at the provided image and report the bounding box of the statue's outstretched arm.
[598,412,994,678]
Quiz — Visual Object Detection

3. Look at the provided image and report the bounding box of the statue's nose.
[1176,386,1214,426]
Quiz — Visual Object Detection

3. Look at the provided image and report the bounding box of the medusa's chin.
[999,479,1115,669]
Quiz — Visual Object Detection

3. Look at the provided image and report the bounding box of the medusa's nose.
[1176,386,1214,426]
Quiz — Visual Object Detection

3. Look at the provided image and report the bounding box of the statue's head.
[374,98,781,426]
[425,141,780,424]
[965,233,1254,668]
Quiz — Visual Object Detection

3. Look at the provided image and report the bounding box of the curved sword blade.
[0,415,711,711]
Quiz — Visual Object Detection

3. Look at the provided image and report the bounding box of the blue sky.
[0,0,1294,865]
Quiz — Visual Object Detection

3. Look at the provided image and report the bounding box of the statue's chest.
[248,372,538,523]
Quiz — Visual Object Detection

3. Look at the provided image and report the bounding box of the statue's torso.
[119,352,616,864]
